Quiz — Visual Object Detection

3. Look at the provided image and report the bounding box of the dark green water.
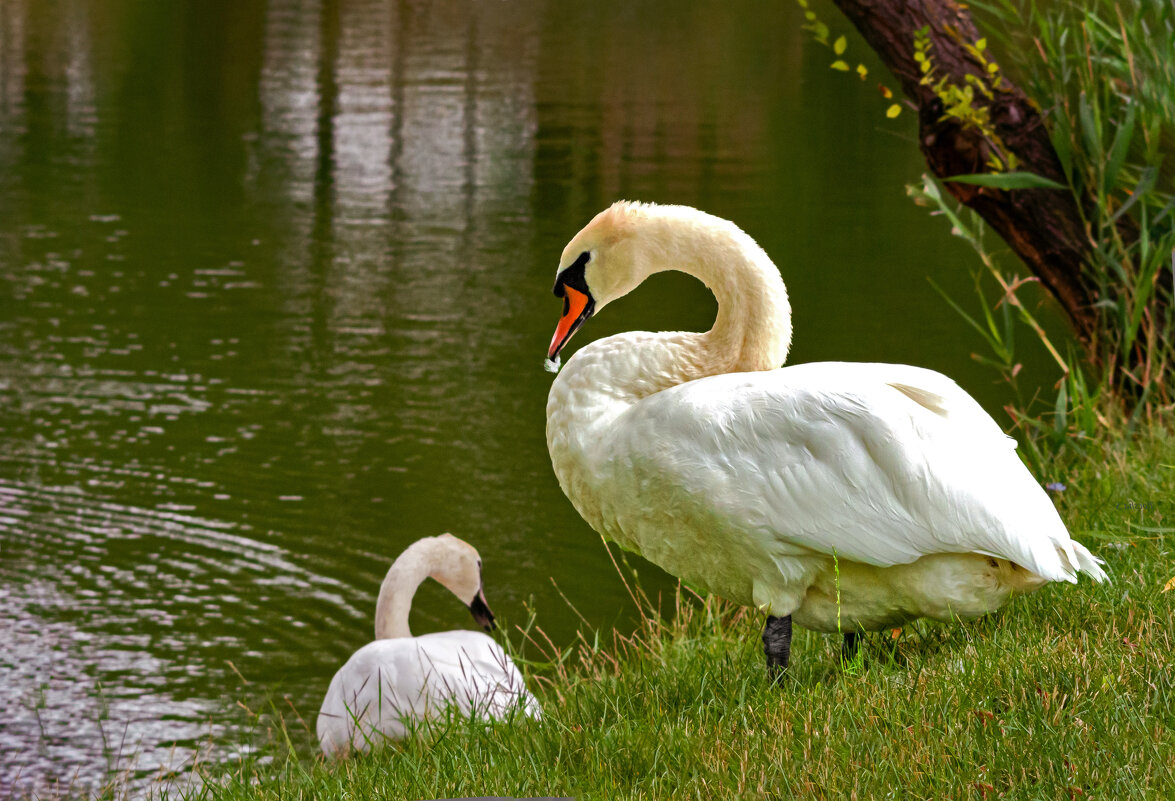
[0,0,1058,794]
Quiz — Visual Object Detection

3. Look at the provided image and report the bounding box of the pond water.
[0,0,1062,795]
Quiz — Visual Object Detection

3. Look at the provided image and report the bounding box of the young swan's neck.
[373,540,436,640]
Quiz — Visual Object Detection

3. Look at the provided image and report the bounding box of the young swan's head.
[415,533,495,631]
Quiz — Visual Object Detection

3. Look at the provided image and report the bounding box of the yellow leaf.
[830,60,850,71]
[1163,576,1175,593]
[886,103,902,118]
[834,35,847,55]
[879,84,893,99]
[856,63,868,79]
[976,37,987,51]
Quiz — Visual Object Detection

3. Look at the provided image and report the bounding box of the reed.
[938,0,1175,436]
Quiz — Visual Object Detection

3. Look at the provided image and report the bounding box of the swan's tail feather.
[1055,540,1109,584]
[1070,541,1109,583]
[1010,532,1077,584]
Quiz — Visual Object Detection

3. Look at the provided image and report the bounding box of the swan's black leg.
[842,631,861,663]
[762,614,792,684]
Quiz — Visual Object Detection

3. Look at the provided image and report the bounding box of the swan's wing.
[609,362,1100,583]
[411,631,542,720]
[317,639,422,754]
[316,633,540,756]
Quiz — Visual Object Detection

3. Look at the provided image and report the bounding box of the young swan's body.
[544,201,1107,677]
[317,534,540,756]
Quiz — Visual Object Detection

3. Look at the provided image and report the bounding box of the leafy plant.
[914,25,1021,171]
[908,175,1109,469]
[794,0,904,118]
[972,0,1175,417]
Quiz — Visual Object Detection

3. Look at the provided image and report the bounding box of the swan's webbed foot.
[762,614,792,684]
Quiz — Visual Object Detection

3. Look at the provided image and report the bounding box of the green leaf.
[928,278,1006,359]
[1110,164,1157,225]
[1132,524,1175,535]
[1152,193,1175,226]
[1103,101,1136,195]
[1078,92,1102,163]
[944,172,1068,190]
[1073,529,1134,542]
[976,37,987,51]
[970,353,1012,371]
[1049,111,1074,183]
[833,35,846,55]
[1054,380,1068,435]
[830,60,849,71]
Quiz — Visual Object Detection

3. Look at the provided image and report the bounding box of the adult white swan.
[543,201,1107,679]
[317,534,541,755]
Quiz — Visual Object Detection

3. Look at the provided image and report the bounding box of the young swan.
[317,534,540,755]
[544,201,1107,680]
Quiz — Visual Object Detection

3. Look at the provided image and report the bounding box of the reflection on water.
[0,0,1055,795]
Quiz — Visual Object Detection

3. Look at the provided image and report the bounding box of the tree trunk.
[829,0,1101,351]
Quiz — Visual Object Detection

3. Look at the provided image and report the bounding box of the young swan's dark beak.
[468,589,495,632]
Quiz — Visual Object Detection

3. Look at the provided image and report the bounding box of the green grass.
[974,0,1175,412]
[166,427,1175,801]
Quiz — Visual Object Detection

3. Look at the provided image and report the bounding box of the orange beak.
[547,286,593,361]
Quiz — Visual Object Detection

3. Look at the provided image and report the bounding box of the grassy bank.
[166,427,1175,801]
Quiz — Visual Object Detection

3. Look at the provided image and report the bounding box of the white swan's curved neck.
[629,210,792,384]
[693,236,791,375]
[373,548,431,639]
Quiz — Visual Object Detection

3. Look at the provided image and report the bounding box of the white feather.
[317,631,540,756]
[545,202,1106,635]
[316,535,540,756]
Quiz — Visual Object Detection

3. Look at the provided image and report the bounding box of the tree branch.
[830,0,1101,351]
